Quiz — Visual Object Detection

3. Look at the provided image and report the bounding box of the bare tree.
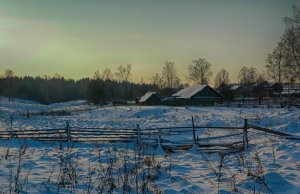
[115,64,132,100]
[283,5,300,28]
[266,43,285,83]
[53,73,64,80]
[162,61,180,88]
[115,64,132,83]
[270,5,300,82]
[4,69,16,78]
[214,69,230,89]
[2,69,17,102]
[139,77,144,84]
[187,58,213,85]
[256,71,268,83]
[150,73,164,89]
[102,68,113,81]
[92,70,102,80]
[92,68,113,81]
[280,30,300,80]
[238,66,258,86]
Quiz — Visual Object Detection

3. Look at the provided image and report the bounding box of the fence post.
[66,121,71,143]
[59,131,63,150]
[136,124,141,147]
[156,128,164,154]
[10,115,13,139]
[243,119,248,151]
[192,116,196,145]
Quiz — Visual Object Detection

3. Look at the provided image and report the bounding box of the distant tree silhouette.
[150,73,164,89]
[0,68,154,105]
[266,44,285,83]
[115,64,131,82]
[266,5,300,83]
[162,61,180,89]
[115,64,132,100]
[102,68,113,81]
[187,58,213,85]
[1,69,17,102]
[238,66,258,86]
[4,69,15,78]
[214,69,230,89]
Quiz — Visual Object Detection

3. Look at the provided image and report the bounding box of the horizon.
[0,0,299,84]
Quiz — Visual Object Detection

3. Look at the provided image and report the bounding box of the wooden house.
[234,81,272,105]
[280,83,300,96]
[271,83,300,105]
[172,84,223,106]
[222,81,273,105]
[138,92,162,105]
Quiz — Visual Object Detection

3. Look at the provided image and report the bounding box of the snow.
[264,172,299,193]
[0,96,300,193]
[229,84,240,90]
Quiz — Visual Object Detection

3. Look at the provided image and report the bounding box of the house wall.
[170,98,222,106]
[193,86,222,98]
[192,98,222,106]
[191,86,223,105]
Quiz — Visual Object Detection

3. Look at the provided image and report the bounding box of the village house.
[138,92,162,105]
[231,81,273,105]
[221,81,300,105]
[272,83,300,105]
[171,84,224,106]
[280,83,300,96]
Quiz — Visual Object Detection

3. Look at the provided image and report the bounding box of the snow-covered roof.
[172,84,207,99]
[228,84,240,90]
[139,92,159,103]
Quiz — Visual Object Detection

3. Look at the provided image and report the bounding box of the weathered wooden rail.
[0,117,299,153]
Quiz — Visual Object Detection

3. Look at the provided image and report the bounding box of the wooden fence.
[0,117,299,152]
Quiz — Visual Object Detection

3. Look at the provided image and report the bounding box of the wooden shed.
[138,92,162,105]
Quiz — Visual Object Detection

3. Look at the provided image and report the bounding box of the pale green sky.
[0,0,298,83]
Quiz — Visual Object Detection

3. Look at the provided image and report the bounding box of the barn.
[172,84,223,106]
[138,92,162,105]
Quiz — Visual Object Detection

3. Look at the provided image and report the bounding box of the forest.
[0,68,157,104]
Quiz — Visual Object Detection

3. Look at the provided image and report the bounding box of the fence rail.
[1,117,299,152]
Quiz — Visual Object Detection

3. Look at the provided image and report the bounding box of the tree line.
[0,67,157,104]
[0,58,267,105]
[149,59,265,91]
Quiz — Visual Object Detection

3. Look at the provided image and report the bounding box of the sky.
[0,0,299,83]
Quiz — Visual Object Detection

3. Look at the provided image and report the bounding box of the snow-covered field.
[0,97,300,193]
